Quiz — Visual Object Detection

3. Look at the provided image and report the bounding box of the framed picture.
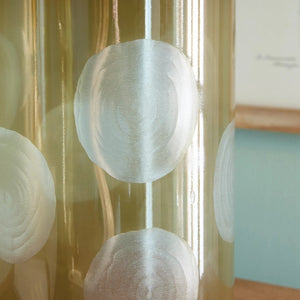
[235,0,300,133]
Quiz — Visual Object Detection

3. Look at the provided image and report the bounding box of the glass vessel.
[0,0,235,299]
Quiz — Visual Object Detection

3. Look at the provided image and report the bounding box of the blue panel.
[234,129,300,289]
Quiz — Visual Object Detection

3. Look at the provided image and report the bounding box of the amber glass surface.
[0,1,234,299]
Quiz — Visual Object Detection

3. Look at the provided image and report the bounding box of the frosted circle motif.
[84,228,199,300]
[0,128,56,263]
[213,121,235,242]
[74,39,199,183]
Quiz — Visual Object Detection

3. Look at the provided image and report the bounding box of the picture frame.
[235,0,300,133]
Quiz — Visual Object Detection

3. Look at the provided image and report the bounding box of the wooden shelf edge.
[234,278,300,300]
[235,105,300,134]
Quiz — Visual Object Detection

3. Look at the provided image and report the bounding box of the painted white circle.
[74,39,199,183]
[0,128,56,263]
[84,228,199,300]
[213,121,235,243]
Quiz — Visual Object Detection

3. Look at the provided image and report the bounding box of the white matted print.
[235,0,300,109]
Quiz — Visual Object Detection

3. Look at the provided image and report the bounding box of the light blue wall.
[234,129,300,289]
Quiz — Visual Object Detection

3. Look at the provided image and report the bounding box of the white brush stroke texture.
[0,128,56,263]
[74,39,199,183]
[213,121,235,243]
[84,228,199,300]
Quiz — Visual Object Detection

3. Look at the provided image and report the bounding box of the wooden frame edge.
[234,278,300,299]
[235,105,300,134]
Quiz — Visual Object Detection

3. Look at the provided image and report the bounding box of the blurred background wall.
[234,128,300,289]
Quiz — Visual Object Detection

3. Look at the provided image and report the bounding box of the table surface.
[234,278,300,300]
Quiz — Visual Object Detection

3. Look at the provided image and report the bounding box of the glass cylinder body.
[0,1,235,300]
